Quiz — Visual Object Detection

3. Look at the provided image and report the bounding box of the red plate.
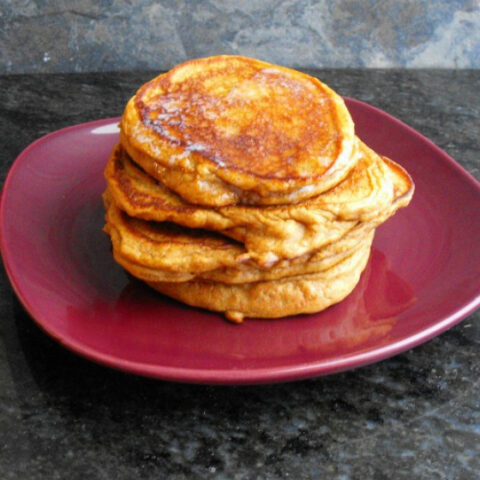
[1,99,479,384]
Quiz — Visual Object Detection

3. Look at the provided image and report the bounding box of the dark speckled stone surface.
[0,70,479,479]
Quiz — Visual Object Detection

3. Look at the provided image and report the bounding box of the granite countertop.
[0,70,479,479]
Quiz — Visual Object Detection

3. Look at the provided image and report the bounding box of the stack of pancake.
[103,56,414,322]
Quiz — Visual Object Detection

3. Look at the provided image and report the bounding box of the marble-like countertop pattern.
[0,70,479,479]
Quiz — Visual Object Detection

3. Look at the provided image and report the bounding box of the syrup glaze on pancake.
[105,140,413,262]
[120,55,356,206]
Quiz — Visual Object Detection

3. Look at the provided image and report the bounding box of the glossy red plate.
[1,99,479,384]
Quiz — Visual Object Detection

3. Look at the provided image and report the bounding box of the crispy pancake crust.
[106,140,413,262]
[120,55,356,206]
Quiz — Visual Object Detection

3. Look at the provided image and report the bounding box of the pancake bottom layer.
[149,242,371,322]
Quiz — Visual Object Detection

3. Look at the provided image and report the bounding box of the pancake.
[104,193,376,284]
[120,55,357,206]
[103,56,415,323]
[105,139,413,262]
[149,240,372,322]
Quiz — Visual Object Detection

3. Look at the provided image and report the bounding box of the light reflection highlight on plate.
[91,123,120,135]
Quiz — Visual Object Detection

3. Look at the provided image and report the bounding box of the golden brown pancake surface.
[121,55,356,206]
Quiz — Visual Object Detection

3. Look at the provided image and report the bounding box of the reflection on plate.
[1,99,479,384]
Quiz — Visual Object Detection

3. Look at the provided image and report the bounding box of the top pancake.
[120,55,356,206]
